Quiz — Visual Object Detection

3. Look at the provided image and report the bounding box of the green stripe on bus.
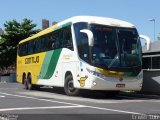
[38,51,54,79]
[54,22,72,31]
[39,49,62,79]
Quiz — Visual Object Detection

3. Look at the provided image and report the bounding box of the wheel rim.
[68,80,75,92]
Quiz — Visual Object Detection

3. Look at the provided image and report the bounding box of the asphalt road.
[0,83,160,120]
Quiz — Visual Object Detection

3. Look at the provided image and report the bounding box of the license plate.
[116,84,125,88]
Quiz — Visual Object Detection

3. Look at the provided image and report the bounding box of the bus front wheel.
[64,75,79,96]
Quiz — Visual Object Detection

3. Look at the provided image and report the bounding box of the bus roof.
[19,16,135,44]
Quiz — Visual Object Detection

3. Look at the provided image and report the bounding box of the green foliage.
[0,18,40,68]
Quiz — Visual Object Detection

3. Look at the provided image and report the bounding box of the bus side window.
[18,43,27,56]
[63,26,73,50]
[27,41,34,55]
[46,34,52,51]
[18,44,23,56]
[23,42,28,56]
[51,33,56,50]
[58,29,64,48]
[34,38,41,53]
[47,33,54,50]
[41,36,47,52]
[54,31,60,49]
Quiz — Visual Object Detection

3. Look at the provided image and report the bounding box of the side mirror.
[80,29,94,47]
[140,35,151,51]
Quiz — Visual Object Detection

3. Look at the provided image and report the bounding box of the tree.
[0,19,40,69]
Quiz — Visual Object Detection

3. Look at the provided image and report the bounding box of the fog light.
[93,81,97,86]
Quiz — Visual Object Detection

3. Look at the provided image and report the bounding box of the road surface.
[0,83,160,120]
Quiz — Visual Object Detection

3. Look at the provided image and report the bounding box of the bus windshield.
[74,22,142,71]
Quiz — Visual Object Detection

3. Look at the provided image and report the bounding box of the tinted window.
[18,25,73,56]
[28,41,34,55]
[63,27,73,50]
[34,38,42,53]
[18,43,27,56]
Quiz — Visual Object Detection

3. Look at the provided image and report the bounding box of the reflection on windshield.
[90,24,141,69]
[118,29,142,67]
[91,25,118,68]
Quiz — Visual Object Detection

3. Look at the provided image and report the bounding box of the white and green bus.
[17,16,148,96]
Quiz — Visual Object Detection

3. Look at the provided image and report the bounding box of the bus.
[17,16,148,96]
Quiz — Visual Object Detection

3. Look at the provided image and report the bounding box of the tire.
[23,76,28,90]
[24,74,33,90]
[64,75,79,96]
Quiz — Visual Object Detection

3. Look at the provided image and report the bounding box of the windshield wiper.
[108,54,119,69]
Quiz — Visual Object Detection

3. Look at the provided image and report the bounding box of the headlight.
[86,68,107,79]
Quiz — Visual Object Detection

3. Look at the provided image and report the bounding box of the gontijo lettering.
[25,56,39,64]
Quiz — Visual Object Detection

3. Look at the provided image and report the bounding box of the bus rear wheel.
[64,75,79,96]
[24,74,33,90]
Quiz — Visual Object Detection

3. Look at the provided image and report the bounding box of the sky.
[0,0,160,43]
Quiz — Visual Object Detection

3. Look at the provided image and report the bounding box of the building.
[42,19,49,30]
[142,40,160,94]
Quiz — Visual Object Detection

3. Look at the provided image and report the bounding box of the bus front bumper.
[79,75,143,91]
